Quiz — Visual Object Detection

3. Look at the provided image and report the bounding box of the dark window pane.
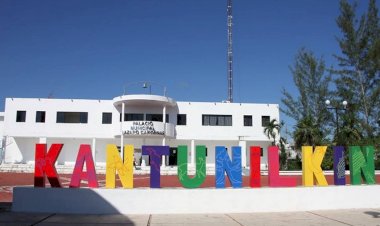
[177,114,187,125]
[202,115,232,126]
[56,112,88,124]
[168,147,177,166]
[244,115,252,126]
[210,115,217,125]
[125,113,144,121]
[16,111,26,122]
[57,112,64,123]
[218,115,225,126]
[202,115,209,125]
[80,112,88,123]
[36,111,46,123]
[146,114,168,122]
[146,114,162,122]
[225,116,232,126]
[102,112,112,124]
[262,116,270,127]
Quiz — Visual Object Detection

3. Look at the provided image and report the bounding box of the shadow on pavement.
[364,211,380,218]
[0,202,11,212]
[1,187,141,225]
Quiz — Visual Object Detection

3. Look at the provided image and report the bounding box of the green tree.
[278,136,288,170]
[293,115,324,150]
[282,48,332,125]
[282,48,332,149]
[263,119,281,145]
[263,119,288,169]
[293,115,334,169]
[335,0,380,140]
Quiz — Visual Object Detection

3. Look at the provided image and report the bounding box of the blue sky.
[0,0,377,130]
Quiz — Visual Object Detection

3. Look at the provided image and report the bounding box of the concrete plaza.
[1,207,380,226]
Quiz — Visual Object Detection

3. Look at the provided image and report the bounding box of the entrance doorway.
[168,147,177,166]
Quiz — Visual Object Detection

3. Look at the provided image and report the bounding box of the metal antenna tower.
[227,0,233,103]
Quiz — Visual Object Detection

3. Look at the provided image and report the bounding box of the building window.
[146,114,169,123]
[177,114,187,125]
[124,113,144,121]
[57,112,88,123]
[102,112,112,124]
[16,111,26,122]
[244,115,252,126]
[202,115,232,126]
[262,116,270,127]
[121,113,144,121]
[36,111,46,123]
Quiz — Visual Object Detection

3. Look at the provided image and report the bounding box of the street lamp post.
[142,82,152,94]
[123,81,167,96]
[142,81,167,96]
[325,99,348,143]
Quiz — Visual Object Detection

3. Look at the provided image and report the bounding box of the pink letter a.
[69,144,98,188]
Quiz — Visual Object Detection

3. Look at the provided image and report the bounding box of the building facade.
[1,94,280,170]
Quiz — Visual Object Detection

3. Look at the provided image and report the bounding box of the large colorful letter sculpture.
[302,146,328,186]
[250,146,261,187]
[142,145,169,188]
[34,143,63,187]
[69,145,98,188]
[268,146,297,187]
[177,145,206,188]
[106,144,134,188]
[333,146,346,185]
[215,146,242,188]
[349,146,376,185]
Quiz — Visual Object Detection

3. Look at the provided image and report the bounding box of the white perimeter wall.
[12,186,380,214]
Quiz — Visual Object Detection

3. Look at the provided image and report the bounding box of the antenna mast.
[227,0,233,103]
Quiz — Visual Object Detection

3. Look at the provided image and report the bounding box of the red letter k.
[34,143,63,187]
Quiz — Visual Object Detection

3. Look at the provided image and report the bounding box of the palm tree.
[263,119,282,145]
[263,119,289,169]
[293,115,323,149]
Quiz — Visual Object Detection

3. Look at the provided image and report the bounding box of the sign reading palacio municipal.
[123,121,165,136]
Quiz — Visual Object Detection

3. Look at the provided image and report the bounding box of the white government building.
[0,93,280,171]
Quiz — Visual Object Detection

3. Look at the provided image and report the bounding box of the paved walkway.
[1,208,380,226]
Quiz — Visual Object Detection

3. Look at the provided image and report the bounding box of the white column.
[39,137,47,144]
[39,138,48,165]
[92,138,96,166]
[239,140,247,168]
[162,137,166,167]
[162,105,167,167]
[163,105,167,135]
[190,139,195,167]
[121,102,125,160]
